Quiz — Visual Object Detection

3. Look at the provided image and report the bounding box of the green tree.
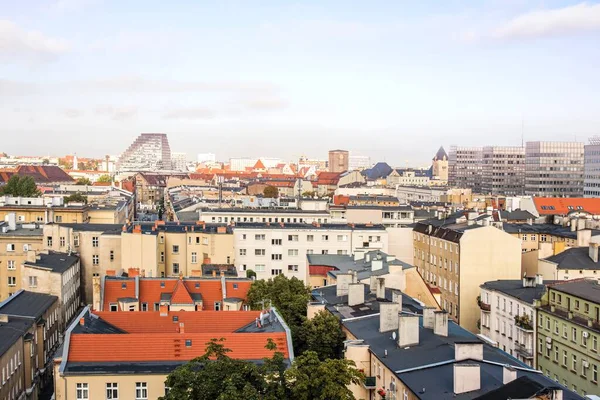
[246,269,257,279]
[0,175,41,197]
[246,275,311,338]
[64,193,88,204]
[286,351,363,400]
[157,197,165,220]
[302,191,316,197]
[263,186,279,198]
[296,310,346,360]
[75,177,92,185]
[96,174,112,183]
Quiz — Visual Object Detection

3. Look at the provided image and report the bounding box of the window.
[593,335,598,352]
[255,249,265,256]
[141,303,148,312]
[255,264,265,272]
[288,235,299,241]
[28,276,37,288]
[191,252,197,264]
[271,239,282,245]
[76,383,89,399]
[572,354,577,371]
[321,250,329,255]
[60,236,66,247]
[92,255,99,265]
[92,236,99,247]
[563,350,567,366]
[55,215,62,222]
[110,303,118,312]
[593,364,598,382]
[7,260,15,270]
[307,234,314,242]
[106,383,118,399]
[271,254,282,260]
[307,249,314,254]
[214,302,221,311]
[288,265,298,272]
[110,250,114,261]
[239,249,246,256]
[572,327,577,342]
[288,249,298,256]
[160,236,164,243]
[47,236,53,247]
[271,269,282,276]
[6,243,15,252]
[241,234,246,240]
[135,382,148,400]
[185,339,192,347]
[172,245,179,254]
[7,277,16,287]
[575,300,580,310]
[337,234,347,242]
[172,263,180,275]
[554,346,558,362]
[563,324,567,338]
[154,303,160,311]
[255,234,265,241]
[582,332,588,347]
[321,235,329,241]
[74,235,79,247]
[160,252,165,263]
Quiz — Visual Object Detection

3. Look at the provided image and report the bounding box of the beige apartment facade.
[413,223,522,332]
[0,218,43,301]
[0,204,89,225]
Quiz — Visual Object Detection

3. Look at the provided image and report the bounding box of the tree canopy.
[0,175,41,197]
[75,177,92,185]
[160,339,362,400]
[64,193,88,204]
[296,310,346,361]
[263,186,279,198]
[96,174,112,183]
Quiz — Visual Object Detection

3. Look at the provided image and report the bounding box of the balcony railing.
[478,301,491,312]
[514,342,534,358]
[363,377,377,389]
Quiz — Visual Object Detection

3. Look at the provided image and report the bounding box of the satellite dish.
[392,332,397,340]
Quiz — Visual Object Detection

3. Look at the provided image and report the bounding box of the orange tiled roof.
[533,197,600,215]
[68,332,289,362]
[171,279,195,304]
[253,159,266,170]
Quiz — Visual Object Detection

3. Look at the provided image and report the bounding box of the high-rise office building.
[171,152,188,172]
[328,149,349,173]
[584,136,600,197]
[481,146,525,195]
[448,146,483,192]
[525,141,584,197]
[117,133,172,172]
[348,153,371,171]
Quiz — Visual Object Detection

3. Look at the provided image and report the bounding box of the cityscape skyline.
[2,0,600,163]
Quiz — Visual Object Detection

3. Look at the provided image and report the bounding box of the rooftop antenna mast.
[521,117,524,147]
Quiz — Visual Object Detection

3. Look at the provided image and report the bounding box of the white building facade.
[233,223,388,283]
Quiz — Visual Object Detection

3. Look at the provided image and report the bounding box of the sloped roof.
[170,279,195,304]
[533,197,600,215]
[0,165,74,184]
[253,159,266,169]
[361,162,392,180]
[433,146,448,161]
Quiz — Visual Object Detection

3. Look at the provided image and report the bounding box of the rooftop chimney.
[0,314,7,323]
[179,322,185,334]
[535,274,543,285]
[423,307,436,329]
[376,277,386,300]
[391,289,403,308]
[522,276,536,288]
[502,365,517,385]
[453,364,480,395]
[455,342,483,362]
[379,302,401,333]
[336,273,353,297]
[348,283,365,306]
[159,304,169,317]
[398,315,419,347]
[434,311,448,337]
[590,242,599,263]
[79,317,85,326]
[6,213,16,231]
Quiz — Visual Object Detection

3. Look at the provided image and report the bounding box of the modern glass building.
[481,146,525,195]
[584,136,600,198]
[525,141,584,197]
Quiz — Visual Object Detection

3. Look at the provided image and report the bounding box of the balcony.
[514,315,534,332]
[514,342,534,359]
[478,297,491,312]
[363,376,377,389]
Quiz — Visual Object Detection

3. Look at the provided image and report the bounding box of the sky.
[1,0,600,166]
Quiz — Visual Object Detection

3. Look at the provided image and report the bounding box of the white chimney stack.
[398,315,419,347]
[376,277,386,300]
[379,302,401,333]
[453,364,481,395]
[455,342,483,362]
[423,307,436,329]
[502,365,517,385]
[434,311,448,337]
[336,273,353,297]
[348,283,365,306]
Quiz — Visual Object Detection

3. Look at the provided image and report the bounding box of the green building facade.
[536,279,600,397]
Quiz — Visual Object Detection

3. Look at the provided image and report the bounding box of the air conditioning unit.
[546,343,552,349]
[583,360,589,368]
[583,332,589,338]
[546,337,552,343]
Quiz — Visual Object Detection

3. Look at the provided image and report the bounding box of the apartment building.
[308,282,581,400]
[386,169,431,187]
[537,241,600,281]
[0,291,61,400]
[0,216,43,301]
[43,223,122,304]
[93,275,251,312]
[448,146,483,192]
[120,222,235,279]
[395,185,449,204]
[479,276,548,367]
[413,220,522,332]
[234,222,388,283]
[198,208,330,224]
[525,141,584,197]
[537,279,600,396]
[54,307,293,400]
[117,133,172,171]
[22,251,81,329]
[584,136,600,197]
[328,149,349,173]
[480,146,525,195]
[0,196,89,224]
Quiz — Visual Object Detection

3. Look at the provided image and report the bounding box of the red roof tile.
[533,197,600,215]
[171,279,195,304]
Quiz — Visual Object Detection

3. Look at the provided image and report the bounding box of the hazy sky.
[1,0,599,166]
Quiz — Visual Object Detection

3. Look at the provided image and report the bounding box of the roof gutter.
[271,306,295,363]
[59,306,90,374]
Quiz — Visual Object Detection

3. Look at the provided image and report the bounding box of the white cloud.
[0,20,69,62]
[494,2,600,39]
[95,105,137,121]
[162,107,216,120]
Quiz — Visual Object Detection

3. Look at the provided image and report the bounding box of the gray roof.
[24,251,79,274]
[500,209,536,221]
[0,317,33,356]
[200,208,328,214]
[176,211,199,222]
[502,223,600,239]
[550,279,600,304]
[0,290,58,319]
[480,280,552,304]
[51,223,124,235]
[307,251,413,281]
[543,247,600,270]
[0,223,43,236]
[234,222,386,231]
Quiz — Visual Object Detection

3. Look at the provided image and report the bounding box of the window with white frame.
[239,249,247,256]
[288,265,298,272]
[255,234,265,241]
[288,249,298,256]
[191,252,197,264]
[307,234,314,242]
[92,255,99,265]
[92,236,99,247]
[255,249,265,256]
[28,276,37,288]
[6,244,15,252]
[76,383,89,399]
[288,235,299,241]
[74,235,79,247]
[337,234,347,242]
[7,260,15,270]
[7,277,16,287]
[106,382,118,399]
[172,263,180,275]
[255,264,265,272]
[135,382,148,400]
